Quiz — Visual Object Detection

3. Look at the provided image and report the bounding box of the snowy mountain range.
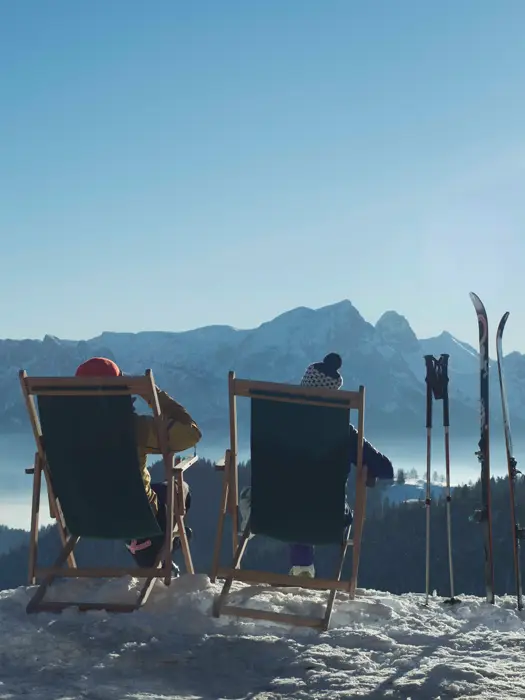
[1,299,524,443]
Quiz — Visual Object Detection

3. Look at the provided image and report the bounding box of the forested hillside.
[0,459,522,598]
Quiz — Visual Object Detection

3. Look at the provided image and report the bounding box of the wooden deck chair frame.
[210,371,367,630]
[19,368,197,614]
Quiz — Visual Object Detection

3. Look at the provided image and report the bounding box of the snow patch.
[0,574,524,698]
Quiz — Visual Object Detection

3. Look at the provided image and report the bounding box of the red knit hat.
[75,357,121,377]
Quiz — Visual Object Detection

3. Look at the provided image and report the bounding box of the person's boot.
[289,564,316,578]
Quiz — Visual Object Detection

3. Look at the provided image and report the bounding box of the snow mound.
[1,575,525,699]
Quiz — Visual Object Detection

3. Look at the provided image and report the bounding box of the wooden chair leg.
[177,517,194,575]
[27,535,80,613]
[213,519,252,618]
[162,475,175,586]
[349,466,367,599]
[28,454,42,585]
[229,467,239,554]
[42,465,77,569]
[211,467,230,582]
[323,527,353,629]
[171,475,193,575]
[175,471,186,516]
[135,548,169,608]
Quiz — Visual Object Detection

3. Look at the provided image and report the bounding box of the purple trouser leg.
[289,543,315,567]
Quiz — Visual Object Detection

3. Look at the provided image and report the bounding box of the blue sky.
[1,0,524,353]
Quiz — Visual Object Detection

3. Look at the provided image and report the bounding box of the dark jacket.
[348,424,393,480]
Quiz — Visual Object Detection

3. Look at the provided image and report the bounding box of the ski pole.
[424,355,435,606]
[440,354,460,604]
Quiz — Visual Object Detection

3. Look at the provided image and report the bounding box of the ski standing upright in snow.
[496,311,524,611]
[424,355,435,607]
[469,292,495,604]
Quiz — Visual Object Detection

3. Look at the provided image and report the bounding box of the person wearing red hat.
[75,356,202,575]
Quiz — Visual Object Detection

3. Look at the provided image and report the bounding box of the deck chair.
[210,371,367,630]
[19,368,197,614]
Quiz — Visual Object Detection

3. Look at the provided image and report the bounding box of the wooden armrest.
[173,454,198,472]
[26,452,40,475]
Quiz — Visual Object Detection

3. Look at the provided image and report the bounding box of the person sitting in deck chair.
[75,357,202,576]
[239,352,394,579]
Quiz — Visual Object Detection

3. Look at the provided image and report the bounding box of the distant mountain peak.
[269,299,357,321]
[257,300,364,339]
[314,299,363,322]
[433,330,455,342]
[264,305,315,325]
[318,299,356,312]
[376,310,411,328]
[375,310,419,353]
[42,334,61,345]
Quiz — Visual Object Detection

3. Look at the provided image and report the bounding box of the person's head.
[75,357,121,377]
[322,353,342,371]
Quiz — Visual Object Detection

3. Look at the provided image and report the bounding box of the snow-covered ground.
[1,576,524,699]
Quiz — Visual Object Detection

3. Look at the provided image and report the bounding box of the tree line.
[0,459,522,600]
[394,467,446,485]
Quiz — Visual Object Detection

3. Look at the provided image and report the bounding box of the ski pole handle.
[424,355,435,429]
[440,354,450,428]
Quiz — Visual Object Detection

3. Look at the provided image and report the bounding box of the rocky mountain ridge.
[2,300,523,445]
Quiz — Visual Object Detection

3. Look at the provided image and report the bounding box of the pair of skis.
[470,292,523,610]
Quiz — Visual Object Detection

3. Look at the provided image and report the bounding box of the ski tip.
[469,292,486,312]
[498,311,510,331]
[469,291,481,303]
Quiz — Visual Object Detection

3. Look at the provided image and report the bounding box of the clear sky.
[1,0,525,353]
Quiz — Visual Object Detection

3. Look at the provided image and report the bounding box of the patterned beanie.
[300,353,343,390]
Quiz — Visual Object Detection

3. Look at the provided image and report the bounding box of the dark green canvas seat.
[37,393,161,540]
[211,372,367,630]
[250,397,351,544]
[19,369,197,614]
